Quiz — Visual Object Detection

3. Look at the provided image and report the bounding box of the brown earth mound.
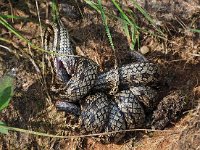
[0,0,199,149]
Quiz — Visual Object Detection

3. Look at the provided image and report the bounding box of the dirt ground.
[0,0,200,150]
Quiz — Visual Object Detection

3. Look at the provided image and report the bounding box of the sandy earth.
[0,0,199,149]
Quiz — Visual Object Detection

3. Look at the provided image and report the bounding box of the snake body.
[58,57,98,102]
[45,19,160,143]
[94,62,159,92]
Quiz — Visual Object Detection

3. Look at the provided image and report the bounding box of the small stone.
[140,46,150,54]
[76,46,85,56]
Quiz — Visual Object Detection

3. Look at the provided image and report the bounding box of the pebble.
[140,46,150,54]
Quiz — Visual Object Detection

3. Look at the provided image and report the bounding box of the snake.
[44,19,160,143]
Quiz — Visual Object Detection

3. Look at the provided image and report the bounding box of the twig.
[0,44,12,52]
[189,53,200,57]
[35,0,44,47]
[0,125,181,139]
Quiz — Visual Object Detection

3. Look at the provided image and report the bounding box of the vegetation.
[85,0,165,50]
[0,72,15,134]
[0,0,163,138]
[0,1,199,149]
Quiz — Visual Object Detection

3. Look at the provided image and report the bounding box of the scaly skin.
[55,20,76,76]
[44,20,98,102]
[114,90,145,129]
[100,100,126,144]
[44,19,75,82]
[80,92,110,134]
[47,19,160,144]
[94,62,160,92]
[56,101,81,116]
[56,88,149,143]
[80,93,127,144]
[58,57,98,102]
[129,86,158,110]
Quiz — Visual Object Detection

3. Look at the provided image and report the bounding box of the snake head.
[55,57,71,82]
[56,101,81,116]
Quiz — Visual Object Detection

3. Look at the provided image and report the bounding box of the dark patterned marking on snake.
[101,101,126,144]
[45,19,160,144]
[114,90,145,129]
[80,93,110,134]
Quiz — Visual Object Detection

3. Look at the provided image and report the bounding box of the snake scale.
[44,19,160,143]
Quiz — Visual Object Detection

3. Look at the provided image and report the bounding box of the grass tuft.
[84,0,166,50]
[98,0,115,51]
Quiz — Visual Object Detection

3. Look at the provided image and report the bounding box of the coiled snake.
[44,19,160,143]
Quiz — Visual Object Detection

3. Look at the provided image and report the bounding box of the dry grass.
[0,0,199,149]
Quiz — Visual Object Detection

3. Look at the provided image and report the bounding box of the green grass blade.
[111,0,139,49]
[111,0,132,25]
[120,17,131,40]
[0,16,58,55]
[51,0,59,22]
[0,37,13,44]
[130,0,154,24]
[190,28,200,33]
[84,0,100,13]
[130,25,136,50]
[130,0,165,36]
[0,121,8,134]
[98,0,115,51]
[0,14,27,20]
[0,74,15,111]
[0,16,30,44]
[128,9,140,50]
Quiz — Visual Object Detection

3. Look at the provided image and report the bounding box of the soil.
[0,0,199,149]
